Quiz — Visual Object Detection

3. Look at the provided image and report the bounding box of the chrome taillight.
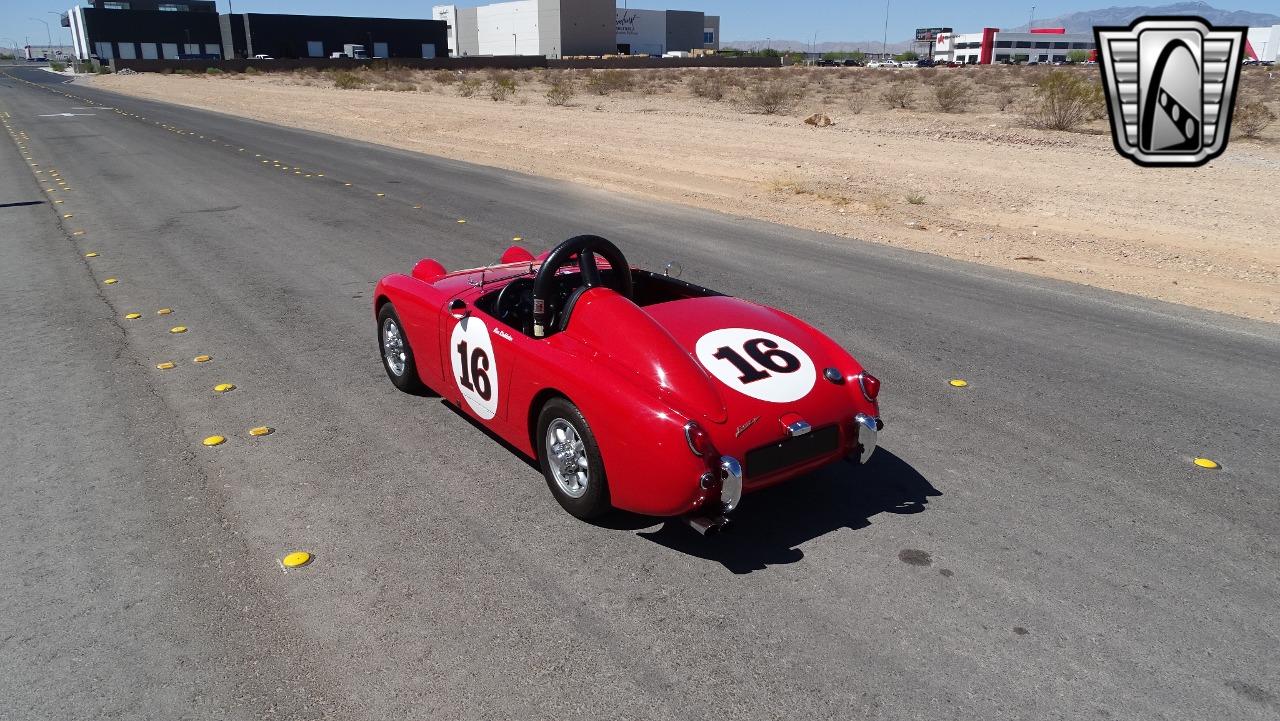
[857,372,881,402]
[684,421,715,457]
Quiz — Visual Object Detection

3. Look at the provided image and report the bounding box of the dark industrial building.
[66,1,224,61]
[65,2,449,61]
[221,14,449,60]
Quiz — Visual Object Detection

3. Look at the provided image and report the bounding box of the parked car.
[251,54,274,60]
[374,236,884,534]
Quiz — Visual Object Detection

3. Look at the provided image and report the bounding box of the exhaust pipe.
[685,514,732,536]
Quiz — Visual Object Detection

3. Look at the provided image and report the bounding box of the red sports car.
[374,236,882,534]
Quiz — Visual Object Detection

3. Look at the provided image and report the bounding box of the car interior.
[476,267,722,337]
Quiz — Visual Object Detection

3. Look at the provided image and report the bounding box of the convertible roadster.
[374,236,882,534]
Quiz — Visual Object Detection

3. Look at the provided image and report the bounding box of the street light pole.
[30,18,52,53]
[882,0,890,60]
[1029,6,1036,30]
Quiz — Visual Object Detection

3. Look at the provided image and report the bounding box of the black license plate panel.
[745,425,840,478]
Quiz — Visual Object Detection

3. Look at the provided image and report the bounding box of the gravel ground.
[90,68,1280,321]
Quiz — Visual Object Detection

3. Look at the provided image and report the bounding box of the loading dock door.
[307,40,323,57]
[422,43,436,59]
[373,42,389,58]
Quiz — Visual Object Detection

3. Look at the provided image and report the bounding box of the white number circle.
[450,316,499,420]
[694,328,816,403]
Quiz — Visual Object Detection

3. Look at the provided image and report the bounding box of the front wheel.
[536,397,611,519]
[378,303,426,394]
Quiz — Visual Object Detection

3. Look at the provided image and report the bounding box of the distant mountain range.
[1009,2,1280,32]
[724,2,1280,52]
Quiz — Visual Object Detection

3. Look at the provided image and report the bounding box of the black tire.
[536,397,611,519]
[377,303,426,395]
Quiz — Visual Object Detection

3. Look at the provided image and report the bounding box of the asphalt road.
[1,66,1277,721]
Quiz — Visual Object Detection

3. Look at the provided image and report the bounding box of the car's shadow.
[632,449,938,574]
[439,401,938,574]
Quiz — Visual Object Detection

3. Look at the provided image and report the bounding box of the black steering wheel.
[532,235,632,338]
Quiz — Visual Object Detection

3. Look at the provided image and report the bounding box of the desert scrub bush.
[847,92,866,115]
[244,65,261,75]
[487,70,517,101]
[932,78,970,113]
[688,71,738,101]
[432,69,459,85]
[994,91,1017,111]
[1233,99,1276,139]
[332,70,367,89]
[744,78,799,114]
[456,75,483,97]
[1024,70,1104,131]
[544,73,576,106]
[50,61,65,72]
[585,69,634,95]
[905,193,925,205]
[375,81,416,92]
[881,80,916,109]
[205,67,223,75]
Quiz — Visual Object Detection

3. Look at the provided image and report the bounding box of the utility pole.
[882,0,891,59]
[1029,6,1036,30]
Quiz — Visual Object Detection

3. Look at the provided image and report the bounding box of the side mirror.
[663,261,683,279]
[449,298,468,319]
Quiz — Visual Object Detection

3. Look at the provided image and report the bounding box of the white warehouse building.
[934,27,1096,65]
[434,0,717,58]
[432,0,615,58]
[1246,25,1280,63]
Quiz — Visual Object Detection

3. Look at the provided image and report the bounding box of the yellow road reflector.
[103,278,118,285]
[376,192,385,197]
[249,425,273,436]
[157,308,172,315]
[412,204,423,209]
[282,551,311,568]
[72,230,84,235]
[316,173,324,177]
[344,182,352,187]
[125,312,142,319]
[305,174,312,178]
[213,383,236,393]
[1193,457,1220,469]
[513,236,523,241]
[52,199,63,204]
[193,354,211,363]
[156,361,176,370]
[84,251,98,257]
[169,326,187,334]
[202,435,226,447]
[948,379,969,388]
[63,213,73,218]
[457,219,467,224]
[294,171,301,175]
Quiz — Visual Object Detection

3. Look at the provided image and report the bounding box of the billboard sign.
[915,27,952,42]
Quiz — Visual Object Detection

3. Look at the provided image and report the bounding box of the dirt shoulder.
[88,69,1280,322]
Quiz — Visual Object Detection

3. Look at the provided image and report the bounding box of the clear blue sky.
[1,1,1273,51]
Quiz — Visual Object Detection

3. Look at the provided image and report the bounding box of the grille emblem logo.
[1095,16,1246,167]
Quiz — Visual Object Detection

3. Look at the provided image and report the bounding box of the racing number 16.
[456,341,492,400]
[712,338,801,384]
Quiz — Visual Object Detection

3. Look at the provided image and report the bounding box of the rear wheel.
[378,303,426,394]
[536,397,611,519]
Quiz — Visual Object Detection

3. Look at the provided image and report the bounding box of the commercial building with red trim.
[933,27,1096,64]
